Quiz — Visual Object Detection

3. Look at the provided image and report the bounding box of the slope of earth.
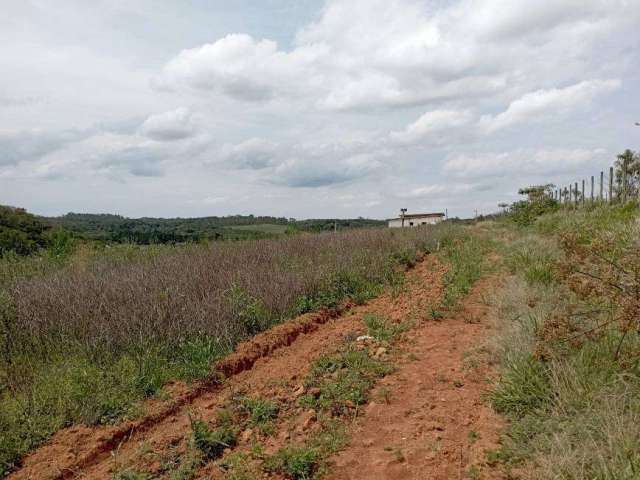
[9,253,504,480]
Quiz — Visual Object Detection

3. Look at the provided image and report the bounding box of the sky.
[1,0,639,220]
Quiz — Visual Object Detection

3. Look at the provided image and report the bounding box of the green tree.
[614,149,640,199]
[0,205,48,256]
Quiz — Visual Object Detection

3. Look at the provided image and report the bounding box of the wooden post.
[591,176,594,202]
[575,182,579,206]
[569,184,573,204]
[581,179,585,205]
[622,161,627,203]
[609,167,614,203]
[600,171,604,201]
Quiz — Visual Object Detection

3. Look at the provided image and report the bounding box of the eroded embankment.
[9,306,348,479]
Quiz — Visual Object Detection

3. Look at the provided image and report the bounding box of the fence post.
[622,161,627,204]
[591,176,594,203]
[609,166,614,203]
[582,179,585,205]
[600,171,604,201]
[575,182,579,206]
[570,184,573,204]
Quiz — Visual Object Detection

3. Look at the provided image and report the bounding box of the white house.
[388,212,445,228]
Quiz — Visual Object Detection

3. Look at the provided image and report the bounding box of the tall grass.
[489,204,640,479]
[0,225,450,476]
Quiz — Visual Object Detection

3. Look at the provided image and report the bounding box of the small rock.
[374,347,388,358]
[299,409,317,431]
[362,438,374,447]
[357,335,374,342]
[240,428,253,442]
[293,385,305,397]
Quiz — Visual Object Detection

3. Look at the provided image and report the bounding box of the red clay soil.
[326,276,505,480]
[9,255,505,480]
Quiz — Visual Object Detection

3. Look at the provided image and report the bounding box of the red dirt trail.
[10,255,504,480]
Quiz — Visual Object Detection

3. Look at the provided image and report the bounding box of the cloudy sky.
[1,0,639,219]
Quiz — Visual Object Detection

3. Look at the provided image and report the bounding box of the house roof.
[388,212,445,220]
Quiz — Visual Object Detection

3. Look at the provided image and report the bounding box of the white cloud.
[390,110,473,145]
[155,0,637,112]
[480,80,620,132]
[139,107,197,141]
[443,148,608,178]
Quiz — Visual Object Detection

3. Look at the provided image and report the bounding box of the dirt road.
[11,255,503,479]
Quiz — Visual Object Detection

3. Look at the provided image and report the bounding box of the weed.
[238,396,279,435]
[190,416,237,461]
[439,232,491,309]
[363,313,408,343]
[112,470,151,480]
[301,348,392,415]
[265,446,318,480]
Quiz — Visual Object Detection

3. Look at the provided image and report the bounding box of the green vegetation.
[237,396,280,435]
[300,348,393,415]
[438,230,493,309]
[363,313,409,343]
[190,414,237,461]
[42,212,386,245]
[0,206,49,256]
[488,200,640,479]
[265,445,319,480]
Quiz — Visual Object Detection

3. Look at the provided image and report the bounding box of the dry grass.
[488,204,640,479]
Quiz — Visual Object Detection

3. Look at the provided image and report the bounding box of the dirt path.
[326,275,504,480]
[10,256,504,480]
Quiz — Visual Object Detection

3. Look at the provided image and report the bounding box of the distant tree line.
[0,208,388,255]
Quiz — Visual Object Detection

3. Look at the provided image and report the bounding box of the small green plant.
[363,313,408,343]
[301,348,392,415]
[190,416,237,460]
[112,470,151,480]
[428,307,444,320]
[238,396,279,434]
[265,446,318,480]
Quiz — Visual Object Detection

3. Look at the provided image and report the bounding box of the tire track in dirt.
[10,256,445,480]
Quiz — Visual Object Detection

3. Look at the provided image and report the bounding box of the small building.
[388,211,445,228]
